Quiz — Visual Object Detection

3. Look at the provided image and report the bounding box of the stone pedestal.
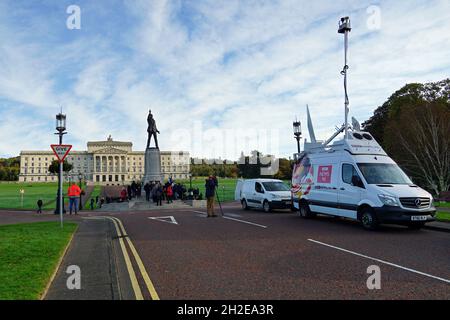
[143,147,163,184]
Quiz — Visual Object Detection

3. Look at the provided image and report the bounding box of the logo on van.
[414,198,421,207]
[317,165,333,184]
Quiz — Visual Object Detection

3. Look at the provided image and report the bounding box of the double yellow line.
[88,216,160,300]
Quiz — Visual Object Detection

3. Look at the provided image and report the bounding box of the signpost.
[51,144,72,228]
[19,188,25,208]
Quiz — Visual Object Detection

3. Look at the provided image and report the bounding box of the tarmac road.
[1,204,449,300]
[97,203,450,300]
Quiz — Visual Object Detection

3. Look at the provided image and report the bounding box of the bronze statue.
[146,110,160,149]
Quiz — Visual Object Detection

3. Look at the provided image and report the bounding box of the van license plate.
[411,215,427,221]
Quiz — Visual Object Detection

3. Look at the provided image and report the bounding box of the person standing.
[144,182,150,202]
[36,199,43,214]
[67,182,82,215]
[120,187,127,202]
[155,183,163,206]
[205,175,218,217]
[127,185,132,201]
[166,184,173,204]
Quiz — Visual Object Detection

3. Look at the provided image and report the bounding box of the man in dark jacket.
[205,175,218,217]
[37,199,43,214]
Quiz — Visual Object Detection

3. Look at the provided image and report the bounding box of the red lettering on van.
[317,165,332,183]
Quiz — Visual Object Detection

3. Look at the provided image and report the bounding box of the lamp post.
[293,119,302,153]
[78,172,83,210]
[54,112,67,220]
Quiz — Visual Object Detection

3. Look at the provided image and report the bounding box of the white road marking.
[148,216,179,225]
[191,210,267,228]
[224,213,243,218]
[308,239,450,284]
[223,216,267,229]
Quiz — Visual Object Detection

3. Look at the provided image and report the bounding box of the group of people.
[35,176,219,215]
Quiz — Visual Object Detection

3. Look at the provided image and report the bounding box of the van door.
[309,163,339,215]
[251,181,265,208]
[338,163,364,219]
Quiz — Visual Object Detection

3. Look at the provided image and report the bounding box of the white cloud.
[0,0,449,160]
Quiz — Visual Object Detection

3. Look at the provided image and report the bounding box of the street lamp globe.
[293,120,301,137]
[56,113,66,132]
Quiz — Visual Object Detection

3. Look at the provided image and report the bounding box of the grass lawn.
[0,182,85,210]
[436,211,450,222]
[177,177,290,202]
[83,185,102,210]
[435,201,450,208]
[177,177,239,202]
[0,221,77,300]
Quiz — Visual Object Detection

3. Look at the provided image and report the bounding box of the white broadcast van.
[235,179,292,212]
[291,110,436,230]
[291,16,436,230]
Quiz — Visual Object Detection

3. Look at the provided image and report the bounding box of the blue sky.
[1,0,450,159]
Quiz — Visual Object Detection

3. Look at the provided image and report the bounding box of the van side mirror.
[351,175,364,188]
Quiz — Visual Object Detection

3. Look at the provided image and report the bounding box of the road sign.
[50,144,72,162]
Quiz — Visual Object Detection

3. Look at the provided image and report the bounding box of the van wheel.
[360,208,379,230]
[263,200,271,213]
[299,202,315,218]
[408,222,425,230]
[241,199,249,210]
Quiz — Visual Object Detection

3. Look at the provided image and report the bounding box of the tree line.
[363,79,450,196]
[190,152,293,180]
[0,157,20,181]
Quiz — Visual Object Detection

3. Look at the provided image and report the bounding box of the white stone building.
[19,136,190,185]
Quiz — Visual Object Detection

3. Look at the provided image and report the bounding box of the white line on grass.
[308,239,450,284]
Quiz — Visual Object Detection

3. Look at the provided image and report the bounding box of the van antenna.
[306,104,317,143]
[338,16,351,140]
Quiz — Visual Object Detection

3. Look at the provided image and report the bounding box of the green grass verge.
[0,182,85,210]
[435,201,450,208]
[0,221,77,300]
[436,211,450,222]
[83,185,102,210]
[176,177,290,202]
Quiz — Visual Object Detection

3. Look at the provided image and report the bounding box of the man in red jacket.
[67,182,82,215]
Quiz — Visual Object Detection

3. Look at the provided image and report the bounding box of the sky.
[0,0,449,160]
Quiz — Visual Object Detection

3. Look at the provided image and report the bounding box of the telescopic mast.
[338,17,351,140]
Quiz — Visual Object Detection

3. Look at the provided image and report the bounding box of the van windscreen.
[357,163,412,185]
[262,182,290,191]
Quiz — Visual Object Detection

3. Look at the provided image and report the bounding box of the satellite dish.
[352,117,361,131]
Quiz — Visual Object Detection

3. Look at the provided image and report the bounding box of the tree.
[364,79,450,195]
[274,158,293,180]
[385,102,450,195]
[0,156,20,181]
[48,160,73,175]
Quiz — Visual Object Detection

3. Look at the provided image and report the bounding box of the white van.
[235,179,292,212]
[291,131,436,230]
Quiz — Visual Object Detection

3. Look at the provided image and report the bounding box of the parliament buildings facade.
[19,136,190,185]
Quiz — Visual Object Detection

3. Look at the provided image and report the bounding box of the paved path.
[44,218,132,300]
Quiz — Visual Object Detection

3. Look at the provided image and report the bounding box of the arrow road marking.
[148,216,178,225]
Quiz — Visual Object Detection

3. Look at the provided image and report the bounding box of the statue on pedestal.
[146,110,160,149]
